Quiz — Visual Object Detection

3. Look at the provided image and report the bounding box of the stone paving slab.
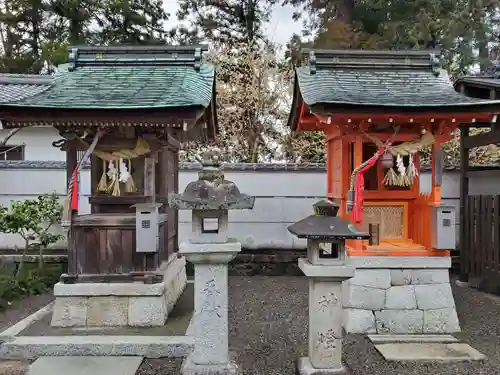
[374,342,486,362]
[368,334,459,344]
[27,356,143,375]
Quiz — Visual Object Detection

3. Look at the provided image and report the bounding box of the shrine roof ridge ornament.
[67,45,208,72]
[302,48,441,76]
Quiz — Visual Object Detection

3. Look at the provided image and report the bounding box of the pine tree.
[175,0,276,44]
[0,0,46,73]
[94,0,169,45]
[284,0,499,75]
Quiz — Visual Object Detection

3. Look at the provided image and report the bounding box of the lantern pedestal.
[179,240,241,375]
[297,258,354,375]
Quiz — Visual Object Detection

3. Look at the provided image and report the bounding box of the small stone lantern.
[168,151,255,375]
[288,200,369,375]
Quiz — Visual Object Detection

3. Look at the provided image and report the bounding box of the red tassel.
[71,170,79,213]
[352,149,386,223]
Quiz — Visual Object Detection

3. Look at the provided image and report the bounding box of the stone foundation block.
[341,259,460,335]
[375,310,424,334]
[347,269,391,289]
[87,296,129,326]
[343,309,376,334]
[423,308,460,333]
[51,297,88,327]
[390,270,412,286]
[385,286,417,310]
[415,283,455,310]
[412,269,450,285]
[129,296,167,326]
[51,256,187,327]
[343,284,385,310]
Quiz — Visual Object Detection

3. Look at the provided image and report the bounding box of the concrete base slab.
[368,334,459,344]
[0,335,192,359]
[181,357,240,375]
[297,357,347,375]
[27,356,143,375]
[374,343,486,362]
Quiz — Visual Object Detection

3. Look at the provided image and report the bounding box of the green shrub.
[0,193,63,310]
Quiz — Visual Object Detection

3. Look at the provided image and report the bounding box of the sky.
[162,0,300,47]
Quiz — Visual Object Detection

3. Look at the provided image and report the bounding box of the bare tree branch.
[0,128,22,146]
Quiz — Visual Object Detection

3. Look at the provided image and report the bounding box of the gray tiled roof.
[454,76,500,89]
[0,74,54,103]
[296,67,494,107]
[295,49,500,108]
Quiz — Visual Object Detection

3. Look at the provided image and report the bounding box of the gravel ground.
[0,293,54,375]
[2,277,499,375]
[139,275,500,375]
[0,293,54,332]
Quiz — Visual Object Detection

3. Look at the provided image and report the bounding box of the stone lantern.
[288,200,369,375]
[168,151,255,375]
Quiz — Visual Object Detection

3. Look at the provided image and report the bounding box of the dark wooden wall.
[462,195,500,294]
[67,214,168,279]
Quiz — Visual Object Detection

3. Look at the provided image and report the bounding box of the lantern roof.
[288,215,370,240]
[168,151,255,211]
[288,202,369,240]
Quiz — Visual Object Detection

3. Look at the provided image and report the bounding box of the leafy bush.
[0,193,63,310]
[0,262,62,310]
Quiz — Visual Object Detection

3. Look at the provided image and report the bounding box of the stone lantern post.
[168,152,255,375]
[288,200,370,375]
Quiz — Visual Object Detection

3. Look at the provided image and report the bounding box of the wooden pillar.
[66,140,78,275]
[459,125,470,282]
[431,140,442,205]
[352,138,364,251]
[144,156,156,202]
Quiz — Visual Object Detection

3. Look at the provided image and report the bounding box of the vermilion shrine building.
[288,49,500,334]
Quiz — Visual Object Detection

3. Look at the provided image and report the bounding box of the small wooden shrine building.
[287,49,500,334]
[0,45,217,327]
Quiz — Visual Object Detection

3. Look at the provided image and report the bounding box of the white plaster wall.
[1,128,500,250]
[0,127,64,161]
[1,164,499,250]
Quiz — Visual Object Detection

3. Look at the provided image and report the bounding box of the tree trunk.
[336,0,354,24]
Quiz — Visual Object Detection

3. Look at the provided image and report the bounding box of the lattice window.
[360,204,405,239]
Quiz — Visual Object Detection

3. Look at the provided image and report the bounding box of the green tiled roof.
[294,49,500,108]
[0,45,215,110]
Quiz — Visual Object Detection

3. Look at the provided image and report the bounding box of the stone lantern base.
[298,357,347,375]
[298,258,354,375]
[181,358,240,375]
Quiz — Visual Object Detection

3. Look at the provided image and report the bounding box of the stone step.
[0,335,192,359]
[27,356,143,375]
